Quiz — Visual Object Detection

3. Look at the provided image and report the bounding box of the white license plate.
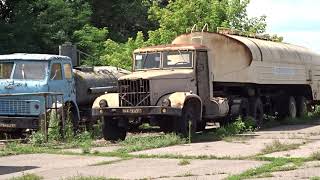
[0,123,16,128]
[122,108,143,114]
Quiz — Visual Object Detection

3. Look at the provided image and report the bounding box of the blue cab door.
[48,60,75,103]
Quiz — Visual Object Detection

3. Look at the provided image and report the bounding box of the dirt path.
[2,122,320,179]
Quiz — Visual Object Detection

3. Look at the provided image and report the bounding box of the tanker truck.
[0,52,129,136]
[92,30,320,141]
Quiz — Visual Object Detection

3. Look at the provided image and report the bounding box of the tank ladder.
[188,23,209,45]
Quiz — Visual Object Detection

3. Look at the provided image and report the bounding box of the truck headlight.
[99,99,108,108]
[162,99,171,107]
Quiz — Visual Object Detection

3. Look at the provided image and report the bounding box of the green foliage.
[0,0,91,54]
[117,133,186,153]
[194,118,254,142]
[147,0,267,44]
[100,31,147,69]
[73,25,108,65]
[73,131,93,154]
[8,173,43,180]
[90,0,158,42]
[30,132,46,146]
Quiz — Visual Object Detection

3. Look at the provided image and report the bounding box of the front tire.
[102,117,127,141]
[175,102,199,137]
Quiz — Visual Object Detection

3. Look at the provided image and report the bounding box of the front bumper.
[0,116,40,130]
[93,106,182,117]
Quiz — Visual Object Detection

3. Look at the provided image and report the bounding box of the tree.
[147,0,267,44]
[0,0,91,54]
[90,0,158,42]
[73,24,108,65]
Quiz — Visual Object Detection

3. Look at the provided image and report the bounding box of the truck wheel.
[221,98,249,127]
[288,96,297,118]
[276,96,297,119]
[249,97,264,128]
[197,121,206,131]
[102,118,127,141]
[175,102,199,137]
[296,96,308,117]
[158,117,175,133]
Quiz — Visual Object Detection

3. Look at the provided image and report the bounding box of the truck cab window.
[50,63,62,80]
[135,53,161,70]
[63,63,72,79]
[13,62,47,80]
[0,62,14,79]
[163,51,192,68]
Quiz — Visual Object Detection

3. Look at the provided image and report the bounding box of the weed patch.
[228,157,305,180]
[8,173,43,180]
[310,151,320,160]
[116,133,186,153]
[261,140,301,154]
[178,159,191,166]
[193,118,255,142]
[63,176,119,180]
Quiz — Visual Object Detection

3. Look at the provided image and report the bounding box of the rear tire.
[249,97,264,128]
[288,96,297,118]
[102,117,127,141]
[275,96,297,119]
[296,96,308,117]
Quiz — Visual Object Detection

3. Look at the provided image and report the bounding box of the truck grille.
[119,79,151,106]
[0,99,31,115]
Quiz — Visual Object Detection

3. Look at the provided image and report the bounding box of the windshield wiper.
[178,50,187,63]
[142,52,148,69]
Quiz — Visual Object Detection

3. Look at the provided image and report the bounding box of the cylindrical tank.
[74,66,130,106]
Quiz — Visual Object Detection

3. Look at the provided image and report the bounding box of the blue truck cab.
[0,53,79,131]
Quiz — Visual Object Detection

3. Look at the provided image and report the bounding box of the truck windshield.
[163,51,192,68]
[13,62,48,80]
[135,53,161,70]
[0,62,14,79]
[0,61,48,80]
[134,51,193,70]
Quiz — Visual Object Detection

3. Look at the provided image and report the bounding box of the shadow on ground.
[0,166,38,175]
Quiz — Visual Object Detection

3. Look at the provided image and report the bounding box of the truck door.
[48,61,68,101]
[196,51,210,101]
[196,50,217,116]
[62,63,76,101]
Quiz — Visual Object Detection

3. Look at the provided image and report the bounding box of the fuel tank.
[73,66,130,106]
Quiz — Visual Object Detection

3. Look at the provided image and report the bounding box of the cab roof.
[133,44,207,53]
[0,53,70,61]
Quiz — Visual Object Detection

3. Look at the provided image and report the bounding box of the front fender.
[92,93,120,109]
[157,92,203,114]
[92,93,119,116]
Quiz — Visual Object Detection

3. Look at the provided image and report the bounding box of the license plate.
[122,108,142,114]
[0,123,16,128]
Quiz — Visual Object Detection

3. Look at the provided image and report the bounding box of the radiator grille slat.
[0,99,31,114]
[119,79,151,107]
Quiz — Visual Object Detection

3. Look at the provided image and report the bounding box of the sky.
[247,0,320,53]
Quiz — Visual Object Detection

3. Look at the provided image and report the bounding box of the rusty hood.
[118,69,194,80]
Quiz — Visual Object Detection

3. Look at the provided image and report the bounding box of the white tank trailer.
[92,31,320,141]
